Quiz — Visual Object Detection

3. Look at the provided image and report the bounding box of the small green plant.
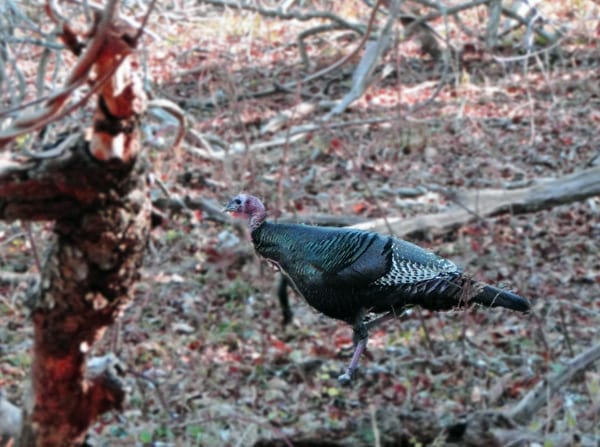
[139,430,152,444]
[186,424,203,442]
[220,277,254,302]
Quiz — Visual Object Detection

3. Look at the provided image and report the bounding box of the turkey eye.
[234,199,241,205]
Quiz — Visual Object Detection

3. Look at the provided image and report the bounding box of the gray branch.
[509,342,600,425]
[353,165,600,236]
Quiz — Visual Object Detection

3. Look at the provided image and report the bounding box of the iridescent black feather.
[251,221,529,322]
[225,194,530,383]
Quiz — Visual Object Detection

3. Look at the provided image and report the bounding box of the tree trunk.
[14,149,150,446]
[0,2,151,444]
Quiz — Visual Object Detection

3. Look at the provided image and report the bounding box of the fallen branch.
[323,9,394,119]
[407,0,559,46]
[153,194,366,228]
[260,102,318,135]
[158,167,599,234]
[147,98,187,151]
[288,0,384,88]
[508,342,600,425]
[200,0,383,97]
[353,165,600,236]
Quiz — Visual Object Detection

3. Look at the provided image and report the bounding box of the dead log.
[353,165,600,236]
[169,166,599,237]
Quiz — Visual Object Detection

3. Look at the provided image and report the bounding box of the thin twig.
[492,37,564,63]
[297,24,346,69]
[0,0,119,147]
[131,0,158,43]
[416,307,436,355]
[0,0,156,149]
[370,404,382,447]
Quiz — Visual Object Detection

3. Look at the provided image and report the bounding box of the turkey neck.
[250,221,299,269]
[250,221,305,298]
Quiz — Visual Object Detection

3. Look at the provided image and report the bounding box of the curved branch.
[148,98,186,151]
[0,0,118,148]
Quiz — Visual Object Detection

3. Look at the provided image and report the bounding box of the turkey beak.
[223,200,238,213]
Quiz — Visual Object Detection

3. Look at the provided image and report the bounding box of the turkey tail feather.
[474,285,531,312]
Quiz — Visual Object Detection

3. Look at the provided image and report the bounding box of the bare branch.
[0,0,118,148]
[147,98,186,151]
[297,24,346,69]
[324,5,395,119]
[288,0,385,87]
[199,0,365,34]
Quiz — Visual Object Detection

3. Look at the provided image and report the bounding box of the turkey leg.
[338,335,367,384]
[338,311,397,384]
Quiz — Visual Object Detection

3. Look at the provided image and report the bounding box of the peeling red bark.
[0,4,151,445]
[13,149,150,447]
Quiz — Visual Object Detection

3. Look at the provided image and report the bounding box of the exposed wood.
[353,166,600,236]
[0,139,136,221]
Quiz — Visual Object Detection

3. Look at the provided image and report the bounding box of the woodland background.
[0,0,599,446]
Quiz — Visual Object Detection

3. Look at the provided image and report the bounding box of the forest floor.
[1,1,599,446]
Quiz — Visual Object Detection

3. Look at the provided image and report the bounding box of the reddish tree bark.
[12,149,150,447]
[0,2,151,445]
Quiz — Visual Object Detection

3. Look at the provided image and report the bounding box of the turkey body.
[253,221,529,322]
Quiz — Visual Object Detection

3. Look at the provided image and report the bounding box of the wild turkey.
[224,194,531,384]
